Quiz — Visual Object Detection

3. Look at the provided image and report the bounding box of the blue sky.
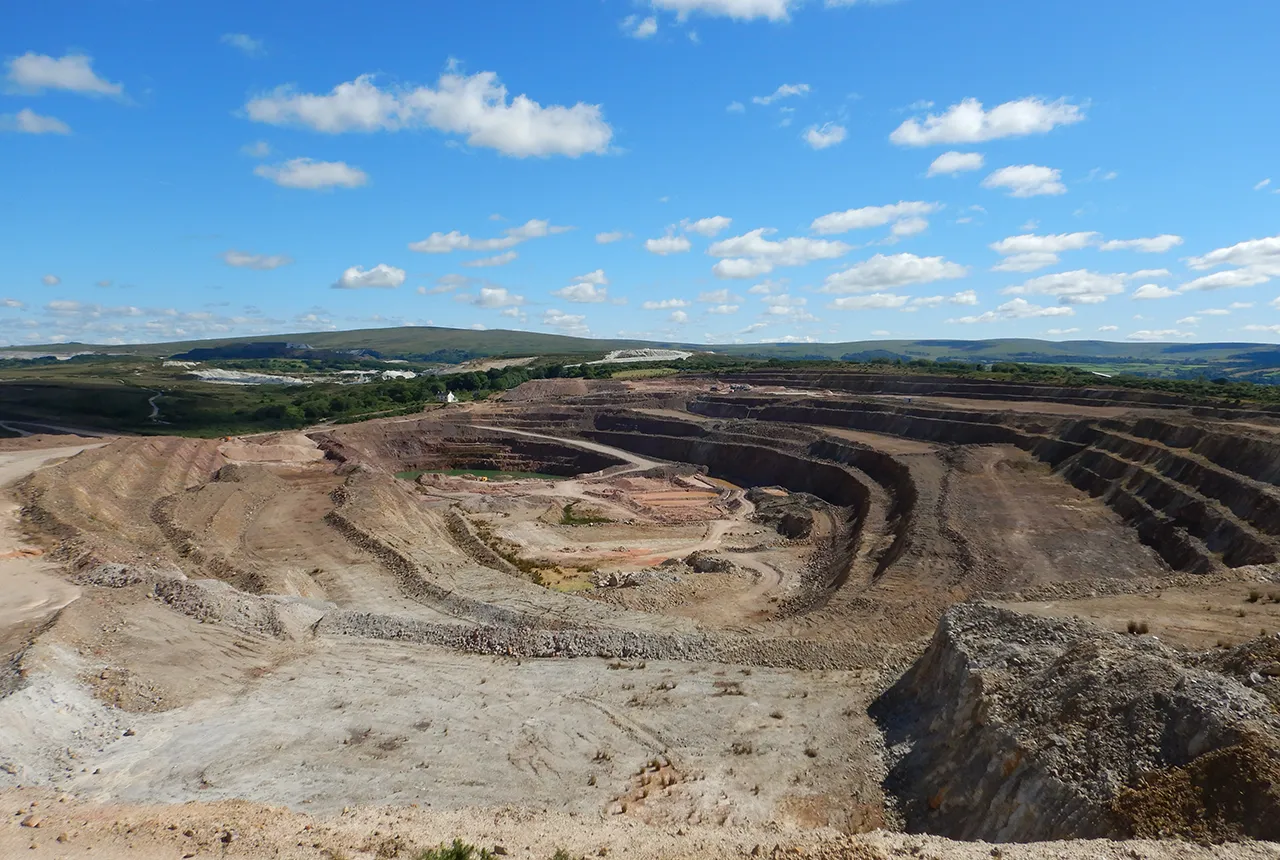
[3,0,1280,347]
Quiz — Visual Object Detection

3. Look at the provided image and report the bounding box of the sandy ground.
[3,788,1277,860]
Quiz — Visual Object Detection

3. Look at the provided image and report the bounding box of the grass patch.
[560,502,613,526]
[414,840,493,860]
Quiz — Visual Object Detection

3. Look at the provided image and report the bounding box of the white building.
[438,391,457,404]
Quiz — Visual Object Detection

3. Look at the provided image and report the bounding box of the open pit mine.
[2,371,1279,859]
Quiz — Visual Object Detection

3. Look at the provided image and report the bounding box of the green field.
[5,327,1280,384]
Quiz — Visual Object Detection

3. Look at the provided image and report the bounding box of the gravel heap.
[873,603,1280,843]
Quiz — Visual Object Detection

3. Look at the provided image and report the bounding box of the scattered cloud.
[927,151,984,177]
[642,298,691,310]
[542,308,589,335]
[682,216,732,237]
[804,122,846,149]
[457,286,525,308]
[332,264,406,290]
[989,232,1098,272]
[669,310,689,323]
[949,289,979,305]
[949,298,1074,324]
[1255,179,1271,191]
[245,70,613,158]
[1002,270,1126,304]
[221,33,265,56]
[222,250,293,270]
[461,250,518,268]
[2,108,70,135]
[699,288,736,303]
[810,201,940,235]
[651,0,797,21]
[1176,316,1200,325]
[829,293,910,311]
[1127,329,1194,341]
[1132,284,1177,300]
[1099,325,1118,332]
[752,83,810,106]
[1099,235,1183,253]
[552,269,610,303]
[410,219,571,253]
[254,157,368,189]
[709,228,851,277]
[595,231,626,244]
[1179,269,1273,292]
[1127,268,1171,281]
[706,304,739,314]
[644,234,693,255]
[622,15,659,38]
[820,253,967,294]
[41,274,60,287]
[1243,324,1280,334]
[892,217,929,238]
[981,164,1066,197]
[1045,327,1080,335]
[1,298,26,309]
[1186,234,1280,272]
[241,140,271,157]
[889,97,1084,146]
[726,101,745,113]
[5,52,123,96]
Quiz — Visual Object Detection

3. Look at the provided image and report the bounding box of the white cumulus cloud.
[982,165,1066,197]
[927,151,984,176]
[820,253,967,294]
[3,108,70,134]
[642,298,690,310]
[949,298,1075,324]
[645,234,693,255]
[1127,329,1194,341]
[41,274,60,286]
[245,70,612,158]
[804,122,846,149]
[5,52,122,96]
[332,264,406,290]
[682,216,732,237]
[595,231,626,244]
[652,0,797,20]
[753,83,810,106]
[622,15,659,38]
[1002,270,1125,304]
[811,201,940,235]
[890,97,1084,146]
[410,219,571,253]
[552,270,610,303]
[542,308,589,335]
[1132,284,1177,300]
[1099,235,1184,253]
[709,228,850,277]
[457,286,525,308]
[254,158,368,189]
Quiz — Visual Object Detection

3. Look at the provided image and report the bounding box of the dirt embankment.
[873,603,1280,843]
[311,420,627,477]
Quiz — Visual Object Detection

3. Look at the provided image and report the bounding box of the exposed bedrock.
[872,603,1280,843]
[311,421,626,476]
[685,395,1280,574]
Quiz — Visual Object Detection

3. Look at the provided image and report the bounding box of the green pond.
[395,468,562,482]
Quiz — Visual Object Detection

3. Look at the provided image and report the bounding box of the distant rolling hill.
[4,326,1280,381]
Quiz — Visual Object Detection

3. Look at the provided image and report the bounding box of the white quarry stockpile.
[191,368,311,385]
[587,348,694,365]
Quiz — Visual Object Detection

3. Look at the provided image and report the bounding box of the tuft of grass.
[1126,620,1150,635]
[560,502,613,526]
[1248,589,1263,603]
[414,840,493,860]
